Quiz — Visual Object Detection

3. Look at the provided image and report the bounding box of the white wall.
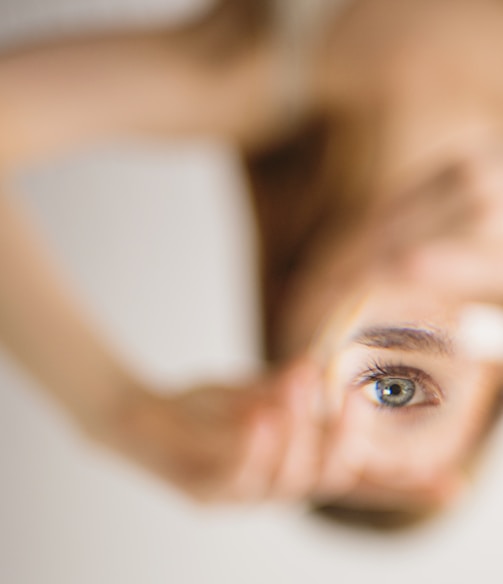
[0,2,502,583]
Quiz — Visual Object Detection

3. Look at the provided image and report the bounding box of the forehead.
[334,279,460,342]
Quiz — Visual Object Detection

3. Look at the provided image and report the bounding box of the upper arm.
[0,13,279,171]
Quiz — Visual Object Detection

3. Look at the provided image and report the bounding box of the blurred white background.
[0,1,502,583]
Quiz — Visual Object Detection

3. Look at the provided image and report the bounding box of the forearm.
[0,15,307,434]
[0,185,141,432]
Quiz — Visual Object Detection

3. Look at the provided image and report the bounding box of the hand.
[99,359,326,503]
[398,148,503,306]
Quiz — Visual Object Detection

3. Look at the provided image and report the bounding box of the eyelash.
[354,359,443,411]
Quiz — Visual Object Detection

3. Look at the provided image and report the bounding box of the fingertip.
[279,357,323,408]
[230,409,282,501]
[251,410,275,438]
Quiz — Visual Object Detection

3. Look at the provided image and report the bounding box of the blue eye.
[357,362,443,410]
[375,378,415,407]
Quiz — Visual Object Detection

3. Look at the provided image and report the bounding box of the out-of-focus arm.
[0,22,330,503]
[0,23,285,427]
[0,183,327,504]
[0,186,141,432]
[0,30,283,172]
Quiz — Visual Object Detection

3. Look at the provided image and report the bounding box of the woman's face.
[263,0,503,510]
[317,277,502,510]
[312,4,503,505]
[311,129,503,512]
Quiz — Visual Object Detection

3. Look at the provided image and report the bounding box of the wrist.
[70,370,149,444]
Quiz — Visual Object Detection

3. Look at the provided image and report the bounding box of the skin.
[0,0,503,508]
[0,15,329,503]
[249,0,503,507]
[310,279,502,509]
[264,0,503,358]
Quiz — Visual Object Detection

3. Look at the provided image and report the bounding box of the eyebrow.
[352,326,454,356]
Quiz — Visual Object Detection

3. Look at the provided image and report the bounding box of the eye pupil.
[387,384,402,396]
[376,378,415,407]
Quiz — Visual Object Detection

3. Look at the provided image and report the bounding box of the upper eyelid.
[353,361,444,402]
[356,362,428,383]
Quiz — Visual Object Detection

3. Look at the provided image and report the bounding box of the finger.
[267,362,323,500]
[313,424,361,502]
[406,242,503,305]
[226,359,320,502]
[227,409,283,502]
[313,396,373,501]
[380,183,476,262]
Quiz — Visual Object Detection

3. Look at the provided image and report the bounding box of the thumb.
[268,356,323,413]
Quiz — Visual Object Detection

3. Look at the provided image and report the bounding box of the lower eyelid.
[369,400,444,422]
[356,384,443,421]
[353,366,443,409]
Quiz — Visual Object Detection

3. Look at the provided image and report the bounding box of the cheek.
[337,391,464,487]
[437,364,499,457]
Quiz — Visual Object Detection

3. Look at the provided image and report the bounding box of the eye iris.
[376,378,415,407]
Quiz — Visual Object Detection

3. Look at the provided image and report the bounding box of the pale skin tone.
[294,0,503,510]
[310,277,503,510]
[271,0,503,358]
[275,0,503,509]
[1,0,503,507]
[0,26,333,502]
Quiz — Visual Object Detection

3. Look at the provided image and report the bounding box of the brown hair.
[310,502,439,531]
[242,110,379,360]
